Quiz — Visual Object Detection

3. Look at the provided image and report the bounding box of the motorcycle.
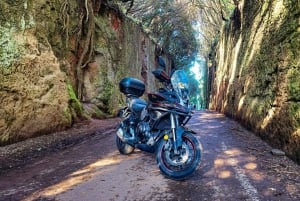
[116,68,202,180]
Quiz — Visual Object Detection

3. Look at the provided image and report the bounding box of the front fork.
[170,113,184,154]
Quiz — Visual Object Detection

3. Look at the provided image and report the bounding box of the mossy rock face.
[0,0,166,145]
[0,34,72,145]
[0,0,75,145]
[83,13,164,117]
[288,65,300,101]
[210,0,300,163]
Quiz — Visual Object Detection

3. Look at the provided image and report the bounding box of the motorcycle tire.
[156,131,202,180]
[116,135,135,154]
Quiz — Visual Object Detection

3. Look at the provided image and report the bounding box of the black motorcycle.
[116,69,202,180]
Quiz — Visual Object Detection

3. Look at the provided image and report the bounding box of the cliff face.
[0,0,164,145]
[209,0,300,162]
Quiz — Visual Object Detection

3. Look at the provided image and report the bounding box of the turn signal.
[163,135,169,140]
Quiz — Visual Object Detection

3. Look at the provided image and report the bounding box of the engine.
[136,121,155,145]
[136,122,150,138]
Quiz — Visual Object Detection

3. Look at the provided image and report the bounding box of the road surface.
[0,110,299,201]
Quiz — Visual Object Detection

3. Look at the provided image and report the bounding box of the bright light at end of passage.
[190,61,201,80]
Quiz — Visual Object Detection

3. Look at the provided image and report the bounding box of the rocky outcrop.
[209,0,300,162]
[0,1,72,144]
[0,1,167,145]
[86,14,166,115]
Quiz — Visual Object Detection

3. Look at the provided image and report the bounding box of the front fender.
[182,127,197,134]
[175,126,185,148]
[175,126,197,147]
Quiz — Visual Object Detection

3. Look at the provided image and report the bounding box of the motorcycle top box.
[119,77,145,97]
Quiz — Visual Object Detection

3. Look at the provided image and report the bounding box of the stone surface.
[0,31,71,144]
[209,0,300,163]
[271,149,286,156]
[0,1,169,145]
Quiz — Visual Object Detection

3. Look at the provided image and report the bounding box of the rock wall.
[0,1,167,145]
[209,0,300,162]
[87,13,167,116]
[0,0,72,144]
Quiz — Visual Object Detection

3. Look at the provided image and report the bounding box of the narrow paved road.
[0,111,299,201]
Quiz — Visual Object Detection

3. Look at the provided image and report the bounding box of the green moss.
[114,66,127,108]
[101,79,114,112]
[290,103,300,127]
[0,26,24,69]
[0,133,9,145]
[96,61,126,116]
[93,107,105,118]
[67,81,83,115]
[288,67,300,101]
[63,107,72,123]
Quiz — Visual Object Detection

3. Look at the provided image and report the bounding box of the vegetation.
[67,81,83,117]
[64,0,239,109]
[115,0,197,68]
[117,0,238,58]
[110,0,239,108]
[0,27,24,70]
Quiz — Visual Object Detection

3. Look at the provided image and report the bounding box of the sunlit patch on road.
[244,162,258,170]
[218,170,232,179]
[23,150,138,200]
[221,142,260,201]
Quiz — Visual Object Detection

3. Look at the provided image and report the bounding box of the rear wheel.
[156,132,202,180]
[116,136,135,154]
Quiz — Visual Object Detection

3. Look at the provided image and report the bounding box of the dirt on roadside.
[0,118,120,174]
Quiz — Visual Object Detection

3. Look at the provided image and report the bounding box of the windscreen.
[171,70,189,106]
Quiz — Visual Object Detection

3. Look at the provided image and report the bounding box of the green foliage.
[116,0,239,66]
[118,0,199,68]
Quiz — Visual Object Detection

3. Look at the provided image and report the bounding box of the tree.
[118,0,199,68]
[193,0,237,55]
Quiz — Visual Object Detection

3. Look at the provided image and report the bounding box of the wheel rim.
[161,136,196,171]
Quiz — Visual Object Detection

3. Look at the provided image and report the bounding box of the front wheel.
[116,135,135,154]
[156,132,202,180]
